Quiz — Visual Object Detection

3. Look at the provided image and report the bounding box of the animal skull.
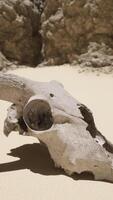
[1,73,113,182]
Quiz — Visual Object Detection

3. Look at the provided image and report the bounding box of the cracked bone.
[0,72,113,182]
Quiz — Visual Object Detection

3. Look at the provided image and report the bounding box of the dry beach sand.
[0,65,113,200]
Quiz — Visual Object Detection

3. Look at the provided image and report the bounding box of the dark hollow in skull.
[23,99,53,131]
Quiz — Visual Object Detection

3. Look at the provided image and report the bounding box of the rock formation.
[0,0,44,66]
[41,0,113,66]
[1,0,113,68]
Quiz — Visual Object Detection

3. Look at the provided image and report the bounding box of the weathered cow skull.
[0,73,113,182]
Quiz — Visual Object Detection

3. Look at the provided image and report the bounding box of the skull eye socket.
[23,99,53,131]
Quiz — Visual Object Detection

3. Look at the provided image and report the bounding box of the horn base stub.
[23,99,53,131]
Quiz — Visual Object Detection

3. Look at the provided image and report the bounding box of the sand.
[0,65,113,200]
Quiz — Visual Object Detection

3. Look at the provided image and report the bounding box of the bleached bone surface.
[1,72,113,182]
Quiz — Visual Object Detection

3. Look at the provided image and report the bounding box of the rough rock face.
[41,0,113,66]
[77,42,113,68]
[1,0,113,69]
[0,52,11,71]
[0,0,44,66]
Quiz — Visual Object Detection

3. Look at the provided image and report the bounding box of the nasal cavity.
[23,99,53,131]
